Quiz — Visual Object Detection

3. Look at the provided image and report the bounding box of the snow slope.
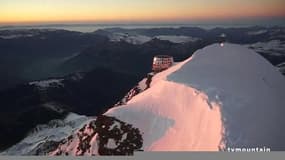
[277,62,285,75]
[167,44,285,150]
[105,43,285,151]
[3,43,285,155]
[29,79,64,90]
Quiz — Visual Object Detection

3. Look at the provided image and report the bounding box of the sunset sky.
[0,0,285,25]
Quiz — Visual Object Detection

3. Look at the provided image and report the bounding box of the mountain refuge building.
[152,55,174,72]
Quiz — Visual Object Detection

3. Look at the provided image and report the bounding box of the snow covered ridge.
[0,29,57,39]
[1,113,90,155]
[0,34,35,39]
[105,43,285,151]
[109,33,151,45]
[247,30,267,35]
[154,35,200,43]
[244,40,285,56]
[109,32,200,44]
[3,43,285,155]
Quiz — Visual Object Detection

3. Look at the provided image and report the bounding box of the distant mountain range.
[1,26,285,90]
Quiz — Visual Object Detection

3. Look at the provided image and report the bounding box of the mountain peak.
[105,43,285,151]
[3,43,285,155]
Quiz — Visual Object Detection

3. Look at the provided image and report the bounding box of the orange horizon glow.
[0,0,285,25]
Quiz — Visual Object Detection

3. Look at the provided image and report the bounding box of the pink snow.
[105,43,285,151]
[104,44,226,150]
[105,80,223,151]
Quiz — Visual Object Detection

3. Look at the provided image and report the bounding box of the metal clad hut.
[152,55,174,72]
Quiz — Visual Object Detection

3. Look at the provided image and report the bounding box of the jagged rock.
[51,115,143,156]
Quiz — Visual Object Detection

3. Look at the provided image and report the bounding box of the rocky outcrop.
[51,115,143,156]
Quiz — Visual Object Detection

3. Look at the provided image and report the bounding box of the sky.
[0,0,285,25]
